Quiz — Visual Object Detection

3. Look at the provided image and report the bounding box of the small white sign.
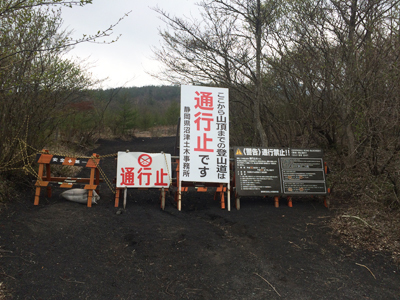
[116,152,172,188]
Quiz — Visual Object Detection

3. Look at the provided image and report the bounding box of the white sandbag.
[60,189,99,204]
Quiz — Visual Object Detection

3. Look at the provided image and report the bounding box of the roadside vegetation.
[0,0,127,194]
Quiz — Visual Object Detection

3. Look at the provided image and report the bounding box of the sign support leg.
[219,184,225,209]
[46,164,51,198]
[87,167,95,207]
[178,180,182,211]
[34,163,44,205]
[115,188,120,207]
[235,197,240,210]
[123,187,127,209]
[274,196,279,208]
[227,182,231,211]
[161,187,165,210]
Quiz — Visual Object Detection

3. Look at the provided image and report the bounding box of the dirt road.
[1,137,399,299]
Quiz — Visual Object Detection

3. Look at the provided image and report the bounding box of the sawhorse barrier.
[34,150,101,207]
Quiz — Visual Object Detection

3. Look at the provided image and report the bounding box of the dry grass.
[330,201,400,263]
[0,282,7,300]
[0,179,14,206]
[0,274,12,300]
[95,125,177,140]
[328,168,400,264]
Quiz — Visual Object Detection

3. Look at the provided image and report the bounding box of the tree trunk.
[255,0,268,147]
[344,0,358,166]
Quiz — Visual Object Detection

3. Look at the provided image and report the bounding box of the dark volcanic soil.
[1,137,399,299]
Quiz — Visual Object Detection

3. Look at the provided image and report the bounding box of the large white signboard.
[179,85,229,183]
[117,152,171,188]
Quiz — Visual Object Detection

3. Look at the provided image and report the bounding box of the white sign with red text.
[180,85,229,183]
[116,152,171,188]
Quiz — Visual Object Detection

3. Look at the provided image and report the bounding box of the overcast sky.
[61,0,200,89]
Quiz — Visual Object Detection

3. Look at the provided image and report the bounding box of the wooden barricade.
[34,150,101,207]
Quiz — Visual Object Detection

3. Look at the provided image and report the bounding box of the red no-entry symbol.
[138,154,152,167]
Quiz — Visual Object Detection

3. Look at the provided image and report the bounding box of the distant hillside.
[118,85,180,102]
[93,85,180,105]
[89,85,181,136]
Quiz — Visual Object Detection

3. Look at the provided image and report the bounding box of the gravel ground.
[0,137,399,299]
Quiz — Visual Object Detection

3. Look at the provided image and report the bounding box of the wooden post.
[115,188,120,207]
[274,196,279,208]
[220,184,225,209]
[46,164,51,198]
[324,188,330,208]
[34,163,44,205]
[87,167,95,207]
[87,189,93,208]
[95,168,100,194]
[217,184,225,209]
[287,196,292,208]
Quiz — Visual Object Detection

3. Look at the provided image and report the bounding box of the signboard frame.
[179,85,230,184]
[234,147,327,197]
[116,152,172,189]
[178,85,230,210]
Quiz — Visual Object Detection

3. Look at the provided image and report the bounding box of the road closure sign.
[116,152,171,188]
[234,147,327,196]
[179,85,229,183]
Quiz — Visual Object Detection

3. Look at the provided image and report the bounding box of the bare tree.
[265,0,400,201]
[0,1,128,173]
[153,0,400,200]
[153,0,283,146]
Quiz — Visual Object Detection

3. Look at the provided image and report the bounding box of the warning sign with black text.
[234,147,327,196]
